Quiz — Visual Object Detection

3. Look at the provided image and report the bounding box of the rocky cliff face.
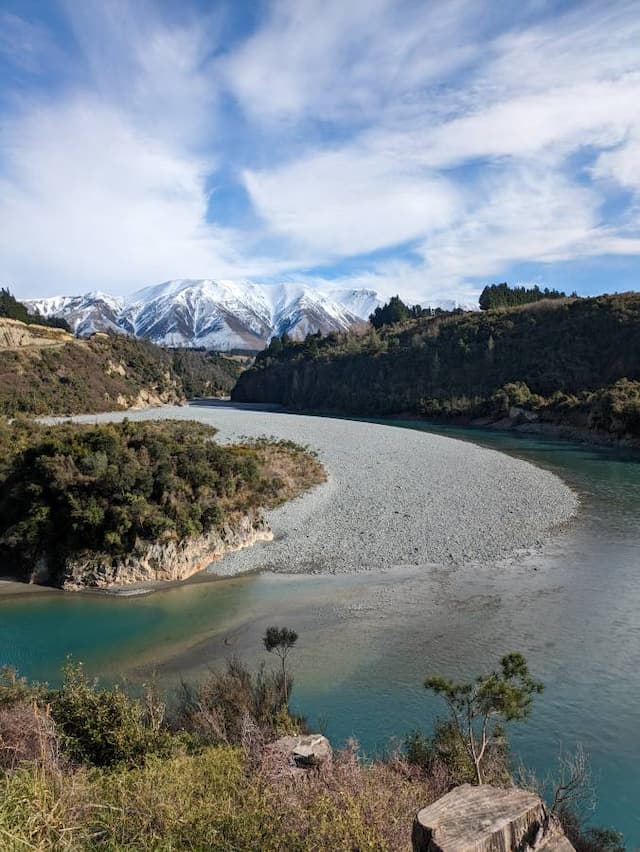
[30,512,272,591]
[0,317,72,350]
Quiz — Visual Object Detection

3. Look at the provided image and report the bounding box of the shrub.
[0,702,60,771]
[173,658,300,746]
[405,718,510,787]
[49,662,173,767]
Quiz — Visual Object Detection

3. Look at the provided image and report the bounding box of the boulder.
[412,784,575,852]
[270,734,332,769]
[509,405,540,424]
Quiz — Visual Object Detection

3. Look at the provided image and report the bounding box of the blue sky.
[1,0,639,302]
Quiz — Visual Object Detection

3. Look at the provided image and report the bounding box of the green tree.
[369,295,411,329]
[263,625,298,706]
[424,652,543,784]
[0,287,71,330]
[479,282,566,310]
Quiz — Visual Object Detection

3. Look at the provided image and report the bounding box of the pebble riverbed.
[74,404,578,576]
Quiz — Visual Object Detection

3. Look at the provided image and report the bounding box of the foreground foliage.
[0,661,438,851]
[424,652,543,784]
[0,653,624,851]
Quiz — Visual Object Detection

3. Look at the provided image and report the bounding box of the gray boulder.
[270,734,332,769]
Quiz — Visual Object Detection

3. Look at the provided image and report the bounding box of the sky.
[0,0,639,303]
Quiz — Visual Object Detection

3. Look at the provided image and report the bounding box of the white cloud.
[420,164,603,282]
[223,0,482,125]
[244,147,461,257]
[235,0,640,295]
[0,99,250,295]
[2,0,640,301]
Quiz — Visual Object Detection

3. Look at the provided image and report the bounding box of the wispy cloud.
[1,0,639,300]
[0,11,56,74]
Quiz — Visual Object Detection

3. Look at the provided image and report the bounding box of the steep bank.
[232,293,640,442]
[0,317,242,416]
[59,512,272,591]
[76,405,578,577]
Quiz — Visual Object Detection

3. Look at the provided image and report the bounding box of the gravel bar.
[76,404,578,576]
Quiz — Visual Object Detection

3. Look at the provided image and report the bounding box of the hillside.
[233,293,640,441]
[0,318,241,416]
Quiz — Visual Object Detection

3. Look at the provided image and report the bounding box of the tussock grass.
[0,744,441,851]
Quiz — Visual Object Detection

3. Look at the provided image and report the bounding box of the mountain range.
[25,280,384,351]
[25,280,466,351]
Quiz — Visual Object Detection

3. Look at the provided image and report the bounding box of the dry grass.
[0,702,60,772]
[238,437,327,508]
[0,742,444,851]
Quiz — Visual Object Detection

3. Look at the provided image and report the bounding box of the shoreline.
[59,404,578,583]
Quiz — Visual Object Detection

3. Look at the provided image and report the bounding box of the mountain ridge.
[25,280,386,351]
[25,280,470,351]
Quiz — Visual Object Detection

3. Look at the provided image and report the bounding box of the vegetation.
[369,295,453,329]
[170,348,243,398]
[0,651,622,850]
[263,625,298,706]
[0,291,242,416]
[424,652,543,784]
[478,282,567,310]
[0,287,71,331]
[0,420,325,585]
[234,292,640,440]
[0,326,242,416]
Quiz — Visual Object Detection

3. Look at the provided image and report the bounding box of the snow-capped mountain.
[25,280,384,351]
[26,291,124,337]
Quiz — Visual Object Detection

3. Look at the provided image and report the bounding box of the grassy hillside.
[233,293,640,440]
[0,320,242,416]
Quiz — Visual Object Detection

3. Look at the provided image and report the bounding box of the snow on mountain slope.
[25,280,476,350]
[25,280,384,351]
[119,280,273,350]
[24,292,124,336]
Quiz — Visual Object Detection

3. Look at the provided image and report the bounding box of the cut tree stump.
[412,784,575,852]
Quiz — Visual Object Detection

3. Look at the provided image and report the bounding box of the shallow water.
[1,417,639,844]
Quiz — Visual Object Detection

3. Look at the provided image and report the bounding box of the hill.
[232,293,640,441]
[0,419,324,588]
[0,317,242,416]
[0,287,70,331]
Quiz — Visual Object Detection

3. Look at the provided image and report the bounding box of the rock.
[0,317,71,351]
[509,405,540,424]
[270,734,332,769]
[412,784,575,852]
[58,511,272,591]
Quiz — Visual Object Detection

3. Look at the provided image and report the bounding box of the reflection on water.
[1,420,639,843]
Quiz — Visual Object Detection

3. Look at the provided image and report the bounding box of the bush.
[0,420,323,585]
[405,718,510,787]
[0,702,60,771]
[49,662,173,767]
[173,658,300,746]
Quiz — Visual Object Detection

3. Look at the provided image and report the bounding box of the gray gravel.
[76,404,578,576]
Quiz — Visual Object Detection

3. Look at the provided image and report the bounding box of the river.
[1,416,638,844]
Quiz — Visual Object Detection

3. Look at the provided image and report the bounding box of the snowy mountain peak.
[25,280,384,351]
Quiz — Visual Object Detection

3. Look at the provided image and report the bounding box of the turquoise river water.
[1,418,639,844]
